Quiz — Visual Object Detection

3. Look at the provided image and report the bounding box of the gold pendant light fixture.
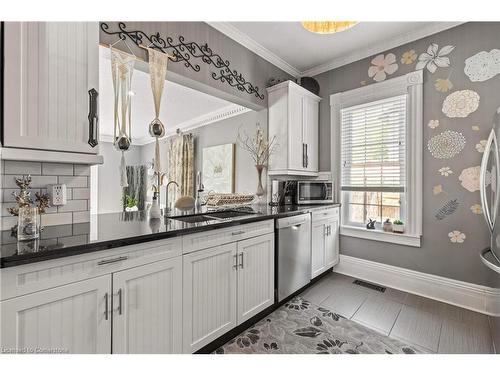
[301,21,358,34]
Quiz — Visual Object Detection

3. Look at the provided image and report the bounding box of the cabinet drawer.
[182,220,274,254]
[0,237,182,301]
[312,207,339,221]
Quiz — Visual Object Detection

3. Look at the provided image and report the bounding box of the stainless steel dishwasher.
[275,213,311,302]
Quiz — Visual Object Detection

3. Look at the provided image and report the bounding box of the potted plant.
[125,195,139,212]
[393,219,405,233]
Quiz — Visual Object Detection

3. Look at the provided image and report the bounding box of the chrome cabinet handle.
[104,292,109,320]
[305,144,309,168]
[117,288,123,315]
[97,256,128,265]
[480,129,496,233]
[231,230,245,236]
[239,253,244,269]
[233,254,238,269]
[87,88,99,148]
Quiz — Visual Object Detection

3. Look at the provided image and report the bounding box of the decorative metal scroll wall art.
[100,22,265,100]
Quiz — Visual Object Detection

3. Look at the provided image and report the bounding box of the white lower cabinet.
[183,243,238,353]
[0,275,111,354]
[112,257,183,354]
[182,232,275,353]
[237,233,275,325]
[311,213,340,279]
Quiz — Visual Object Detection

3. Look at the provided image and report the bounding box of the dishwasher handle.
[276,214,310,229]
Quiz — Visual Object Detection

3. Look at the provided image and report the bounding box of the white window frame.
[330,70,423,247]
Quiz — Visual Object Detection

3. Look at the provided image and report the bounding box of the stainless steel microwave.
[296,181,333,204]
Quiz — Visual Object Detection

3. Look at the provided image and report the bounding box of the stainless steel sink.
[168,214,215,223]
[168,210,256,223]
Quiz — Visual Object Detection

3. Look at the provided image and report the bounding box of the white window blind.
[341,94,407,193]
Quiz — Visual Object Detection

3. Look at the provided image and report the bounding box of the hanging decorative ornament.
[110,45,136,187]
[145,47,170,173]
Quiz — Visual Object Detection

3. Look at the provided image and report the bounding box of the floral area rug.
[215,297,428,354]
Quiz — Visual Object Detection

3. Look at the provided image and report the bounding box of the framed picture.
[202,143,235,193]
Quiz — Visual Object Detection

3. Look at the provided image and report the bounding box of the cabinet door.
[288,89,304,171]
[304,96,319,173]
[183,243,237,353]
[325,217,340,268]
[112,257,182,354]
[236,233,275,325]
[0,275,111,354]
[4,22,99,154]
[311,219,327,278]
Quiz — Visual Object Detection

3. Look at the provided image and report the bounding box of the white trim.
[208,22,463,78]
[334,255,500,317]
[331,71,423,243]
[0,147,103,165]
[100,104,251,145]
[340,225,421,247]
[301,22,464,77]
[206,22,301,78]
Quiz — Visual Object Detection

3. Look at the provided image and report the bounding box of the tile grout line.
[386,303,404,337]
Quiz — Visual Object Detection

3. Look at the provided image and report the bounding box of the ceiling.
[99,47,246,145]
[209,22,462,76]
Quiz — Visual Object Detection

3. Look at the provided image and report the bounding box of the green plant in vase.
[392,219,405,233]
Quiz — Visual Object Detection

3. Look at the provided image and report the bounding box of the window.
[330,71,423,247]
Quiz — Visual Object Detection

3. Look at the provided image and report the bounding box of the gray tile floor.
[299,272,496,353]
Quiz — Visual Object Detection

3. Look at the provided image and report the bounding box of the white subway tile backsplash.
[1,216,19,231]
[4,161,42,175]
[74,165,91,176]
[42,163,73,176]
[40,212,73,226]
[72,188,90,200]
[57,199,87,213]
[2,175,57,188]
[58,176,87,188]
[72,211,90,223]
[2,188,40,203]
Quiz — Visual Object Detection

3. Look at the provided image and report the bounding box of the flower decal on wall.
[416,43,455,73]
[470,204,483,214]
[442,90,480,118]
[464,49,500,82]
[401,50,417,65]
[433,185,443,195]
[435,199,459,220]
[438,167,453,176]
[448,230,466,243]
[428,119,440,129]
[476,140,487,153]
[472,125,480,131]
[434,78,453,93]
[427,130,466,159]
[368,53,398,82]
[459,165,490,192]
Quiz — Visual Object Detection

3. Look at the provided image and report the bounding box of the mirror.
[93,46,268,214]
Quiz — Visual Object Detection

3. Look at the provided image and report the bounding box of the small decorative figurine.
[366,218,376,230]
[383,218,393,232]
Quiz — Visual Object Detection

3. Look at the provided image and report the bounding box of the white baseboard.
[334,254,500,317]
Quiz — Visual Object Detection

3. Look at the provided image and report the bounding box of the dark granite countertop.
[0,203,340,268]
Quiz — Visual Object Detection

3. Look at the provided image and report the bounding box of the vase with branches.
[237,123,277,200]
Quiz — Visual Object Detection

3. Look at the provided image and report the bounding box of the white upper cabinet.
[267,80,321,176]
[3,22,99,154]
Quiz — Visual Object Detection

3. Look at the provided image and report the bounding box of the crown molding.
[301,22,465,77]
[206,22,301,78]
[208,22,465,79]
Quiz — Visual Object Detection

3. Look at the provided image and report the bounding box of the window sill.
[340,225,421,247]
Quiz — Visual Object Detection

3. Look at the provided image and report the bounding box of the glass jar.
[17,206,39,241]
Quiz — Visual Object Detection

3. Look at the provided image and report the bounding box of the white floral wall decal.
[464,49,500,82]
[470,204,483,214]
[427,130,466,159]
[401,49,417,65]
[368,53,398,82]
[433,185,443,195]
[435,78,453,93]
[475,140,487,153]
[459,165,490,192]
[472,125,480,131]
[416,43,455,73]
[442,90,480,118]
[448,230,466,243]
[427,119,440,129]
[438,167,453,176]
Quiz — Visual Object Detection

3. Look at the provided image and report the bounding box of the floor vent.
[353,279,386,293]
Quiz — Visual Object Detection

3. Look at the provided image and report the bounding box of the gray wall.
[99,22,293,111]
[313,22,500,287]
